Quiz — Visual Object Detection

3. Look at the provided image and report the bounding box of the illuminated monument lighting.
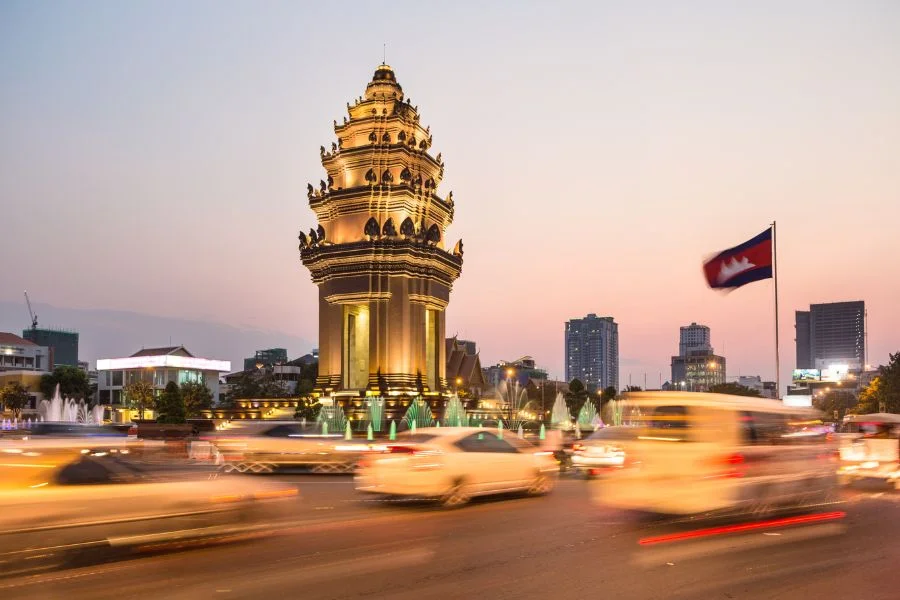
[299,64,463,407]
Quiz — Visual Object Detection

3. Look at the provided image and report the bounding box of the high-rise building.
[565,314,619,391]
[679,323,711,356]
[670,323,725,392]
[21,328,79,369]
[794,301,865,371]
[795,311,812,369]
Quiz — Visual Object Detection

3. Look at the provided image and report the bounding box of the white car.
[355,427,558,508]
[571,426,637,477]
[209,422,373,474]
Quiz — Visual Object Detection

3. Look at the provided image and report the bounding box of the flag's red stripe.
[704,239,772,286]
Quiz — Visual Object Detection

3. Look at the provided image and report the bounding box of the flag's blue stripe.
[709,228,772,263]
[712,265,773,289]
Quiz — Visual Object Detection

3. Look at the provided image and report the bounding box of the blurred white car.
[355,427,558,507]
[0,444,298,577]
[209,422,373,473]
[571,426,638,477]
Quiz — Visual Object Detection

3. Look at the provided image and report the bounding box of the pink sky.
[2,2,898,389]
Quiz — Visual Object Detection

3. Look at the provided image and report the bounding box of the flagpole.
[772,221,780,400]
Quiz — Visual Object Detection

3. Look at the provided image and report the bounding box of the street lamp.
[505,368,515,423]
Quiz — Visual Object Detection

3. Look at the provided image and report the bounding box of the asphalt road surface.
[2,476,899,600]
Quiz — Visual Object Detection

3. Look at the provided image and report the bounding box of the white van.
[593,392,837,515]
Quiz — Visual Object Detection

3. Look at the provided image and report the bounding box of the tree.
[880,352,900,413]
[123,380,154,421]
[39,366,90,400]
[600,386,617,405]
[180,382,213,418]
[228,369,289,401]
[853,352,900,414]
[624,386,643,392]
[853,376,882,415]
[565,378,588,415]
[814,390,856,422]
[294,396,322,421]
[707,383,762,397]
[0,382,30,418]
[155,381,186,424]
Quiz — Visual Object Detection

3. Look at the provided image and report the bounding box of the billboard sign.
[821,364,850,382]
[792,369,820,382]
[783,394,813,407]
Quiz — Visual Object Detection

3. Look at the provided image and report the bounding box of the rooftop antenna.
[383,43,386,64]
[24,291,38,330]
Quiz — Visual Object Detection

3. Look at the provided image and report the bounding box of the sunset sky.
[2,1,898,388]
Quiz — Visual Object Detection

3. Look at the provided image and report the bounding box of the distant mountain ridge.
[0,300,315,371]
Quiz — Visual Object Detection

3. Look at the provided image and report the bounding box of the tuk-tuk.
[837,413,900,488]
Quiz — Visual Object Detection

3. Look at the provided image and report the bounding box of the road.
[2,475,899,600]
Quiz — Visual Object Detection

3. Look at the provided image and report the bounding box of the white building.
[0,332,51,414]
[96,346,230,422]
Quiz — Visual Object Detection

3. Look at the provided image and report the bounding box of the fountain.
[443,394,468,427]
[316,401,347,434]
[364,397,385,432]
[499,379,537,432]
[576,400,600,431]
[403,397,434,430]
[603,399,640,427]
[550,393,573,430]
[37,385,105,424]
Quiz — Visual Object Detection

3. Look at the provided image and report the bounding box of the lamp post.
[506,368,515,423]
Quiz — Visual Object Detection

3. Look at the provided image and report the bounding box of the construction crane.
[24,290,38,330]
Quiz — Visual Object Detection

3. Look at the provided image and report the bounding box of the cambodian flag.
[703,228,773,289]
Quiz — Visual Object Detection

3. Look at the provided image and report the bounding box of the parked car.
[355,427,558,508]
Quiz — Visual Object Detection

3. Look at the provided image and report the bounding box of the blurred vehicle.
[594,392,837,516]
[0,441,298,578]
[27,422,128,437]
[572,426,639,478]
[355,427,558,508]
[209,421,374,474]
[837,413,900,489]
